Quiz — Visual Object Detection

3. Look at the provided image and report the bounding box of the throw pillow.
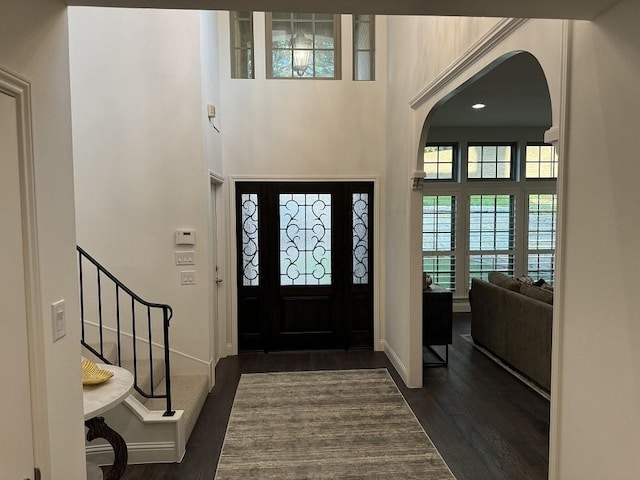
[487,271,521,292]
[516,275,534,285]
[520,284,554,305]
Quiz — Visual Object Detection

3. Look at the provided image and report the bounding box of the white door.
[0,91,36,479]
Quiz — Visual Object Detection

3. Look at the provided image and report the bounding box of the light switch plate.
[175,251,195,265]
[51,299,65,342]
[181,270,196,285]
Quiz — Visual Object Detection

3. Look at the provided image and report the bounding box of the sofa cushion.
[487,271,521,292]
[520,283,554,305]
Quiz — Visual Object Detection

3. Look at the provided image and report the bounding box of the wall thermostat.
[175,229,196,246]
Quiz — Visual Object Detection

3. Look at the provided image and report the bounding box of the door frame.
[208,170,224,388]
[1,67,49,475]
[228,176,381,355]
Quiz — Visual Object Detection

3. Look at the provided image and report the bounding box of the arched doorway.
[413,50,557,476]
[420,51,554,304]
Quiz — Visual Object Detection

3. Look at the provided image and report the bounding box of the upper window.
[353,15,375,81]
[266,13,341,79]
[424,144,456,181]
[230,12,255,79]
[468,144,514,180]
[526,143,558,179]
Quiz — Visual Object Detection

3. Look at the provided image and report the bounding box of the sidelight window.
[240,193,260,286]
[352,193,370,284]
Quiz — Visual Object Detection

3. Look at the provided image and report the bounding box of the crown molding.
[409,18,529,109]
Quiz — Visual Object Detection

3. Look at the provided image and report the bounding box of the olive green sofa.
[469,272,553,392]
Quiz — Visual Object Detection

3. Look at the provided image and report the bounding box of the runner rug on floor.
[214,369,455,480]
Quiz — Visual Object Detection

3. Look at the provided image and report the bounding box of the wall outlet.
[207,104,216,118]
[175,251,195,265]
[181,270,196,285]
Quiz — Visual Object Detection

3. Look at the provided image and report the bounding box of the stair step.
[144,375,209,441]
[121,357,167,404]
[83,342,208,443]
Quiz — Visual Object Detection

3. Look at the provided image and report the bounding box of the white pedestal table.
[83,364,134,480]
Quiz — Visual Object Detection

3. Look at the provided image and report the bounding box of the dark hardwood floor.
[116,313,550,479]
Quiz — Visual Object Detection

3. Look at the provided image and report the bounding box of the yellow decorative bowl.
[81,359,114,385]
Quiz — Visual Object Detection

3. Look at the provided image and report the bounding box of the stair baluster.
[77,245,175,417]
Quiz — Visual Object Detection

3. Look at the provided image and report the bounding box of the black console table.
[422,284,453,366]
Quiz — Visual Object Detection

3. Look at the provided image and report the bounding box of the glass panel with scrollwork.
[279,193,332,285]
[241,193,259,286]
[352,193,369,284]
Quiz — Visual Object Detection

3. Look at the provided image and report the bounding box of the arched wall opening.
[403,20,568,477]
[420,50,554,295]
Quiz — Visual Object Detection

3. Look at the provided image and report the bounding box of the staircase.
[78,246,210,464]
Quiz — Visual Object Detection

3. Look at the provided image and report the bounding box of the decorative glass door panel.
[279,193,332,286]
[240,193,260,286]
[236,182,374,351]
[352,193,369,285]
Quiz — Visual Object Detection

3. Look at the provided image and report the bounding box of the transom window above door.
[266,13,341,79]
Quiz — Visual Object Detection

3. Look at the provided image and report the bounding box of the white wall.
[200,11,223,175]
[553,1,640,477]
[217,12,389,353]
[0,0,86,478]
[218,13,387,177]
[69,7,214,377]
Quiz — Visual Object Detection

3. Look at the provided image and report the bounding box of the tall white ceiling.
[66,0,621,20]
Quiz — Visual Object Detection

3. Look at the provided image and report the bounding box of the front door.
[0,90,36,478]
[236,182,373,351]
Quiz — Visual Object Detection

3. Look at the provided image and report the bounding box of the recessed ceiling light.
[472,103,486,109]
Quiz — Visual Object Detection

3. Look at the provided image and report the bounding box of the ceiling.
[429,52,552,128]
[66,0,621,21]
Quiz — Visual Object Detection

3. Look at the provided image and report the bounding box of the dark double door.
[236,182,373,351]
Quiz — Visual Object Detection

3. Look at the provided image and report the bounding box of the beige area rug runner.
[214,369,455,479]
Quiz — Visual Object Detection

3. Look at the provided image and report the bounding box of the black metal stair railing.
[78,245,175,417]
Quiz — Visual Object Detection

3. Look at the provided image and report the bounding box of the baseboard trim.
[381,340,409,386]
[123,395,185,423]
[84,321,210,366]
[453,299,471,313]
[86,440,184,465]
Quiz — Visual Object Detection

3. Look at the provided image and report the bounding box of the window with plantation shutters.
[423,137,557,298]
[527,193,557,283]
[422,195,456,290]
[468,194,516,284]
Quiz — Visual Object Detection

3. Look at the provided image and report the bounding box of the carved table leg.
[85,416,128,480]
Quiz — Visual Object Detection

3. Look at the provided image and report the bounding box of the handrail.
[78,245,175,416]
